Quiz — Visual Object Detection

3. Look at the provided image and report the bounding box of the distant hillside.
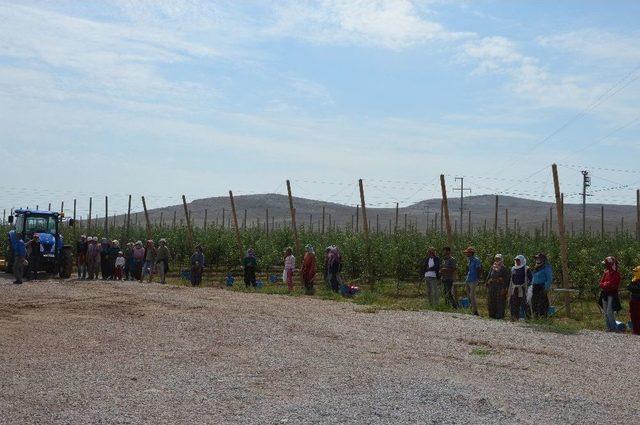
[104,194,638,235]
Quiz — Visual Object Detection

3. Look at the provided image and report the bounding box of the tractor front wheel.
[60,248,73,278]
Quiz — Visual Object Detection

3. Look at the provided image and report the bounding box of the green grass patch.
[526,319,581,335]
[470,348,491,357]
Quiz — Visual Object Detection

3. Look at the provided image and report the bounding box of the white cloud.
[538,29,640,63]
[267,0,473,49]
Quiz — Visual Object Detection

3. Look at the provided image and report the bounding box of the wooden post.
[141,196,152,241]
[549,207,554,235]
[172,210,177,229]
[468,210,472,235]
[228,191,244,263]
[505,208,509,233]
[126,194,132,239]
[552,164,571,316]
[358,179,372,285]
[636,189,640,241]
[493,195,499,235]
[243,209,247,230]
[159,212,164,228]
[72,199,77,234]
[204,209,208,230]
[321,206,325,234]
[221,208,226,229]
[439,175,453,247]
[309,213,313,232]
[395,203,399,233]
[286,180,302,259]
[60,201,64,214]
[88,197,92,231]
[621,216,625,235]
[266,208,270,235]
[376,214,379,233]
[180,195,194,254]
[355,205,359,233]
[48,203,51,211]
[104,196,109,237]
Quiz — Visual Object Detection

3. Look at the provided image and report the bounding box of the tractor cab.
[5,209,74,277]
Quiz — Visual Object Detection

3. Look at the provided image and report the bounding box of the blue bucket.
[180,270,191,281]
[616,321,627,332]
[459,297,470,309]
[255,280,264,288]
[548,306,557,316]
[226,275,235,286]
[269,274,278,284]
[629,321,634,330]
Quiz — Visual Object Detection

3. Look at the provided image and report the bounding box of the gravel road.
[1,277,638,424]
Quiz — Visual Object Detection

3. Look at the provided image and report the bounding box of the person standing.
[109,240,120,280]
[628,265,640,335]
[27,235,41,281]
[190,245,204,286]
[485,254,510,319]
[86,237,100,280]
[284,247,296,292]
[508,255,532,321]
[76,235,88,279]
[464,247,482,316]
[100,238,111,280]
[141,240,157,283]
[132,241,145,281]
[440,247,458,309]
[422,247,441,307]
[326,246,342,293]
[114,252,125,281]
[13,235,27,285]
[301,244,317,295]
[243,248,258,288]
[155,238,170,285]
[529,253,553,318]
[598,256,621,332]
[124,242,134,281]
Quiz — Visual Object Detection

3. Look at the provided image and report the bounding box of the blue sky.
[1,0,639,218]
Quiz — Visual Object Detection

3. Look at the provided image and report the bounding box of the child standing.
[284,247,295,292]
[243,249,257,288]
[628,265,640,335]
[598,256,621,332]
[114,252,125,281]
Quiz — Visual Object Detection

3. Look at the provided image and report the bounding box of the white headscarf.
[513,254,526,270]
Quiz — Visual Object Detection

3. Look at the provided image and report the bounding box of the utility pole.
[439,175,453,247]
[454,177,471,233]
[580,170,591,235]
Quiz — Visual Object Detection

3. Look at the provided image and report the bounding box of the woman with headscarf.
[141,240,157,283]
[529,253,553,318]
[509,255,533,321]
[598,256,621,332]
[132,241,145,281]
[628,265,640,335]
[190,245,205,286]
[302,244,317,295]
[109,240,121,280]
[283,247,295,292]
[243,248,257,288]
[326,246,342,293]
[155,239,170,285]
[485,254,510,319]
[100,238,111,279]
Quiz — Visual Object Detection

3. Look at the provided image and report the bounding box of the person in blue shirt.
[529,252,553,318]
[13,236,27,285]
[464,246,482,316]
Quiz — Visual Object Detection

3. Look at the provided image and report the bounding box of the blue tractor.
[5,209,75,278]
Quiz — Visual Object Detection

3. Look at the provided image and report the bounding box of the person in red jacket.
[598,256,621,332]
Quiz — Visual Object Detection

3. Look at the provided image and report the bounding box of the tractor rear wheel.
[60,248,73,278]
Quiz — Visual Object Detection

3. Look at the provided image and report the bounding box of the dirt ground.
[1,276,638,424]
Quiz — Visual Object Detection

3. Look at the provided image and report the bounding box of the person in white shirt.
[422,247,441,307]
[284,247,296,292]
